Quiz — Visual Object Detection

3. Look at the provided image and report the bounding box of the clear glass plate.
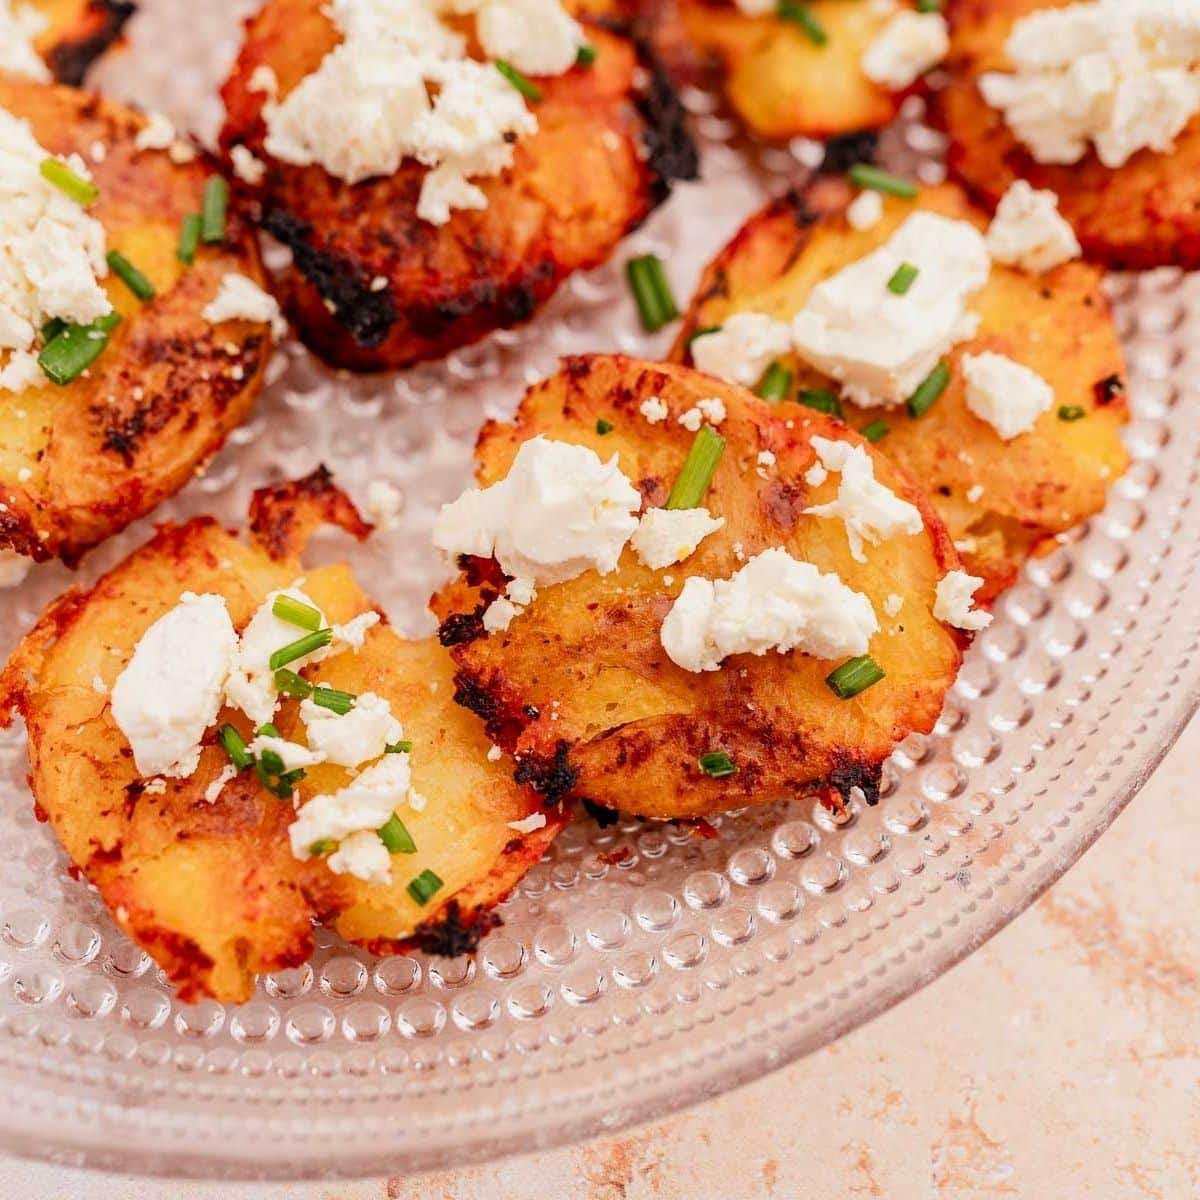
[0,4,1194,1181]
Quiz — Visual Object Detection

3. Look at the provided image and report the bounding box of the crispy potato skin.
[674,178,1129,604]
[937,0,1200,269]
[432,355,965,820]
[219,3,695,370]
[0,79,270,568]
[29,0,135,84]
[0,475,563,1003]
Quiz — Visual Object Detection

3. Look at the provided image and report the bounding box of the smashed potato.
[219,3,697,370]
[0,78,270,569]
[432,355,965,821]
[938,0,1200,269]
[675,178,1129,603]
[0,472,563,1003]
[28,0,134,84]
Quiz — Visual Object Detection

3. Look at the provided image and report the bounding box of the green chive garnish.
[826,655,886,700]
[777,1,827,45]
[666,425,726,510]
[699,751,737,778]
[596,418,614,435]
[272,593,323,631]
[686,324,722,348]
[907,361,950,418]
[496,60,542,103]
[406,868,444,906]
[757,361,793,402]
[378,813,417,854]
[309,838,337,857]
[798,388,843,418]
[201,176,229,244]
[385,740,413,754]
[916,0,941,11]
[257,756,303,799]
[848,164,918,199]
[887,263,919,295]
[311,686,356,715]
[576,43,597,66]
[1057,405,1086,422]
[40,317,66,343]
[274,668,314,698]
[37,312,121,386]
[862,419,890,443]
[258,748,286,776]
[40,158,98,205]
[268,628,332,671]
[178,213,201,265]
[219,723,253,770]
[626,254,678,332]
[105,250,155,302]
[256,722,281,739]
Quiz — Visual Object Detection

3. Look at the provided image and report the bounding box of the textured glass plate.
[0,4,1194,1181]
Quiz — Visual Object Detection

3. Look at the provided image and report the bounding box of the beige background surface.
[4,719,1198,1199]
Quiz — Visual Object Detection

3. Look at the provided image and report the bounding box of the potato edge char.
[31,0,137,84]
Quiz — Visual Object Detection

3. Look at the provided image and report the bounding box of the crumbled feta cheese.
[299,691,402,769]
[332,610,380,651]
[327,829,392,885]
[697,397,727,426]
[111,593,238,778]
[934,570,993,632]
[248,65,279,96]
[203,763,238,804]
[230,144,266,185]
[640,395,669,424]
[487,743,503,762]
[0,549,31,589]
[804,463,828,488]
[678,407,703,433]
[846,189,885,231]
[804,436,924,562]
[407,790,428,812]
[142,777,167,796]
[690,312,792,388]
[507,811,548,834]
[986,181,1081,274]
[862,11,949,91]
[884,593,904,617]
[483,596,520,633]
[962,352,1055,441]
[474,0,584,75]
[979,0,1200,169]
[433,436,641,586]
[791,213,990,408]
[134,112,176,152]
[966,483,985,503]
[365,478,404,530]
[632,507,725,570]
[732,0,774,13]
[0,1,49,81]
[247,734,327,773]
[660,547,879,673]
[203,272,285,338]
[757,450,776,469]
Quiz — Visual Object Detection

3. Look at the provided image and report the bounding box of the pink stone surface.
[5,719,1199,1199]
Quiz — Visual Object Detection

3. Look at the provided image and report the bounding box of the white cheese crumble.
[697,396,727,425]
[0,1,49,81]
[632,507,725,570]
[110,593,238,779]
[846,189,885,231]
[986,181,1081,274]
[300,691,403,768]
[470,0,585,75]
[979,0,1200,169]
[862,11,950,91]
[487,743,503,762]
[507,811,548,834]
[934,570,993,632]
[433,436,642,586]
[247,734,327,773]
[134,112,176,152]
[791,212,990,408]
[203,273,285,338]
[203,763,238,804]
[961,352,1055,441]
[639,395,669,424]
[678,407,704,433]
[804,436,924,562]
[732,0,774,13]
[966,483,985,503]
[230,143,266,186]
[660,548,879,673]
[690,313,793,388]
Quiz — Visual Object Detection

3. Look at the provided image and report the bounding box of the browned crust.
[248,465,374,562]
[33,0,136,85]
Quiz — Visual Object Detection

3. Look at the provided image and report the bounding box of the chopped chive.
[757,361,793,402]
[797,387,843,418]
[666,425,726,510]
[201,176,229,244]
[309,838,337,858]
[596,418,614,435]
[907,361,950,418]
[699,750,737,778]
[311,686,356,715]
[40,158,98,205]
[37,311,121,385]
[178,213,201,264]
[385,740,413,754]
[496,60,542,103]
[256,756,303,799]
[219,723,253,770]
[685,324,722,348]
[41,316,66,343]
[406,868,444,906]
[576,43,597,66]
[106,250,155,301]
[862,419,890,443]
[887,263,919,295]
[777,1,827,45]
[378,813,418,854]
[258,748,286,776]
[826,655,886,700]
[848,164,918,199]
[256,722,281,739]
[274,668,314,698]
[1057,405,1086,422]
[268,628,332,671]
[916,0,941,11]
[272,593,323,631]
[626,254,678,332]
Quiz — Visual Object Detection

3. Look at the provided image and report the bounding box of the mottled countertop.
[6,718,1198,1199]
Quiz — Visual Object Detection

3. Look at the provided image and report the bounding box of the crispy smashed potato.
[675,178,1129,603]
[219,2,696,371]
[432,355,965,821]
[0,472,563,1003]
[28,0,134,84]
[0,79,270,569]
[938,0,1200,269]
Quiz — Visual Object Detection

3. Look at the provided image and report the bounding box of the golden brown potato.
[0,78,270,569]
[937,0,1200,269]
[432,355,966,821]
[675,178,1129,604]
[0,472,564,1003]
[676,0,922,141]
[218,2,696,371]
[28,0,135,84]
